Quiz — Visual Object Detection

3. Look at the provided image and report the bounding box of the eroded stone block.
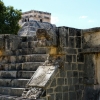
[26,65,58,88]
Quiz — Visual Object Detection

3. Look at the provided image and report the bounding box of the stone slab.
[27,65,58,88]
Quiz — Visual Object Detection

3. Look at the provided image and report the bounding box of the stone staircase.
[0,36,48,100]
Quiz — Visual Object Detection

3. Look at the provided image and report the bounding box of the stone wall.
[44,27,84,100]
[82,28,100,100]
[0,34,21,55]
[1,27,100,100]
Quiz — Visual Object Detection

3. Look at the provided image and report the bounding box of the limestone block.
[69,37,75,48]
[69,28,76,36]
[11,37,21,50]
[76,37,81,48]
[16,49,22,55]
[8,64,16,70]
[59,27,68,47]
[84,54,95,84]
[22,62,43,71]
[0,56,9,64]
[0,71,17,78]
[10,56,16,63]
[17,71,35,79]
[83,30,100,48]
[29,54,48,62]
[0,38,4,49]
[28,41,35,48]
[21,42,28,48]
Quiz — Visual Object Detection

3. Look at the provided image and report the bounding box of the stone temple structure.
[0,15,100,100]
[18,20,56,36]
[19,10,51,26]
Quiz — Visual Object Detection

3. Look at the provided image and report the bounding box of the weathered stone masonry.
[82,28,100,100]
[44,27,84,100]
[0,26,100,100]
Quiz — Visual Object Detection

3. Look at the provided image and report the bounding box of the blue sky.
[2,0,100,29]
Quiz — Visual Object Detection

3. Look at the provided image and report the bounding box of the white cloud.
[51,16,59,24]
[88,20,94,23]
[79,16,88,19]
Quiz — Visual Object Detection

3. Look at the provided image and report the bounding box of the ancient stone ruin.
[0,20,100,100]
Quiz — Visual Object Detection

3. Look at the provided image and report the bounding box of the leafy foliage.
[0,0,22,34]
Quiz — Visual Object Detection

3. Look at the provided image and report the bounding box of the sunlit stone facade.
[19,10,51,26]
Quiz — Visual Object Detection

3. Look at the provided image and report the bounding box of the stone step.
[20,41,37,49]
[20,40,51,49]
[20,41,50,49]
[23,54,48,62]
[17,54,48,63]
[0,54,48,64]
[17,71,35,79]
[0,94,44,100]
[3,47,47,56]
[0,62,43,71]
[21,62,43,71]
[0,79,29,88]
[0,95,18,100]
[0,87,24,96]
[0,64,21,71]
[0,71,35,79]
[0,96,18,100]
[0,71,17,79]
[16,47,47,55]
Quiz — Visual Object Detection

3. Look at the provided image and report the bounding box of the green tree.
[0,0,22,34]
